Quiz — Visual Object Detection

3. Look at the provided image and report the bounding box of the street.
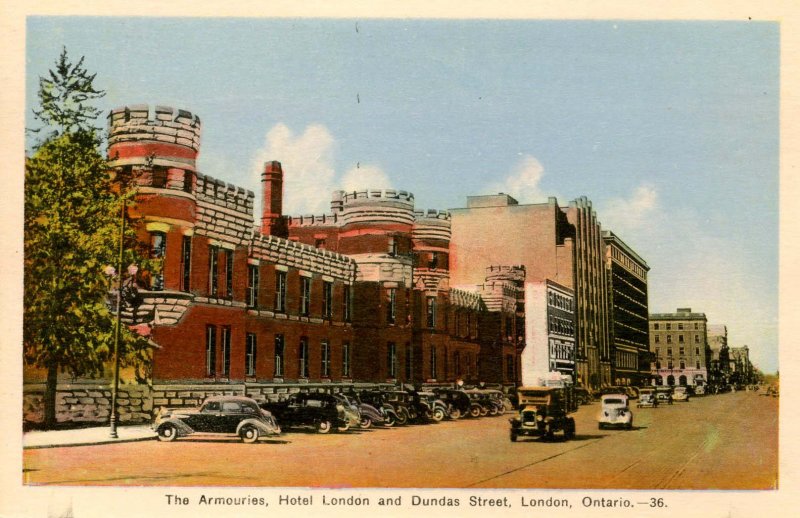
[23,391,778,489]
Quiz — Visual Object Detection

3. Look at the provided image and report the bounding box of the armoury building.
[67,105,661,391]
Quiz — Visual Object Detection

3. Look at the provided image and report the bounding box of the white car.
[598,394,633,430]
[673,386,690,402]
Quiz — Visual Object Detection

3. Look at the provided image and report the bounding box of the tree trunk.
[44,363,58,429]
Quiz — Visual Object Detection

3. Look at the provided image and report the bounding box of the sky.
[25,17,780,373]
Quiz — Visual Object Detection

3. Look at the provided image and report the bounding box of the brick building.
[649,308,709,387]
[105,104,515,386]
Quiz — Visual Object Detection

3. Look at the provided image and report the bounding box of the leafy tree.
[24,49,149,428]
[30,46,105,141]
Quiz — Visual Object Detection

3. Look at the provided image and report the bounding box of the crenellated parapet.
[412,209,452,242]
[194,172,255,246]
[334,189,416,228]
[449,288,486,311]
[108,105,201,151]
[484,265,526,284]
[286,213,341,228]
[477,280,519,313]
[251,234,357,282]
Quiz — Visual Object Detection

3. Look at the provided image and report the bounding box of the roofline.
[602,230,650,270]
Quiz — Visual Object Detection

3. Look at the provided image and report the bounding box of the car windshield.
[604,398,625,405]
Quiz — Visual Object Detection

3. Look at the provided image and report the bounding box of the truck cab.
[509,386,577,441]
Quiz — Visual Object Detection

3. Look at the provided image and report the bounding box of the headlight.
[336,404,344,411]
[536,415,543,422]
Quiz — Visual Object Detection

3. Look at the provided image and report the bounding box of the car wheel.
[479,406,489,417]
[510,432,518,442]
[359,417,372,429]
[627,420,633,430]
[240,425,259,444]
[431,408,445,422]
[317,420,333,434]
[157,423,179,442]
[469,406,482,418]
[488,406,499,416]
[337,422,350,433]
[448,408,462,420]
[598,423,604,430]
[383,414,396,427]
[396,408,409,425]
[565,419,576,439]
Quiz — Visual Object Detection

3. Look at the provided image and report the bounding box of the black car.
[153,395,281,443]
[261,393,350,433]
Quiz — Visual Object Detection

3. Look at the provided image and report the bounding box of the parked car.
[672,386,690,402]
[637,388,658,408]
[574,387,593,405]
[153,395,281,443]
[434,388,473,420]
[342,392,387,429]
[509,386,577,441]
[411,391,448,422]
[332,393,367,430]
[598,394,633,430]
[655,387,673,405]
[694,384,706,396]
[358,390,401,426]
[260,393,351,433]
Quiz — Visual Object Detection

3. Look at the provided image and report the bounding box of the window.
[388,236,397,256]
[221,327,231,378]
[655,347,660,356]
[205,325,216,377]
[152,166,167,188]
[208,245,219,297]
[666,323,671,330]
[695,335,700,344]
[655,361,661,369]
[343,285,352,322]
[653,323,660,330]
[426,296,437,328]
[694,323,699,330]
[680,361,686,370]
[428,252,439,269]
[299,338,309,378]
[430,346,437,379]
[274,335,284,377]
[247,265,259,308]
[454,351,461,376]
[667,347,673,356]
[387,343,397,378]
[679,334,685,343]
[679,346,685,355]
[321,341,330,377]
[506,355,514,381]
[667,361,673,370]
[245,333,257,377]
[300,277,311,316]
[678,323,684,330]
[224,249,233,299]
[667,335,673,344]
[181,235,191,292]
[150,232,166,290]
[405,343,413,379]
[342,343,350,378]
[386,288,396,324]
[323,281,333,318]
[655,335,660,344]
[182,170,193,193]
[274,271,286,312]
[315,238,326,249]
[696,360,701,369]
[695,347,700,356]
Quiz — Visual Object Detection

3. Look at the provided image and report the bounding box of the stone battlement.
[449,288,485,311]
[339,189,415,207]
[108,104,201,152]
[484,265,526,283]
[414,209,451,221]
[286,213,341,227]
[194,172,255,246]
[251,234,357,282]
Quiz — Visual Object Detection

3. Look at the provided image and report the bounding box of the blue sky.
[26,17,779,373]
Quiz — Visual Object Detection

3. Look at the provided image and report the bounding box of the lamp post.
[108,197,126,438]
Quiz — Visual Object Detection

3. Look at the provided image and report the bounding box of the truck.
[509,386,577,441]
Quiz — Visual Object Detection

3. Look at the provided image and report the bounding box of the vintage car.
[573,387,593,405]
[411,391,448,422]
[331,394,365,430]
[598,394,633,430]
[464,389,503,417]
[637,388,658,408]
[358,390,401,426]
[341,392,387,429]
[153,395,281,443]
[433,388,474,420]
[672,386,690,402]
[694,384,706,396]
[509,386,577,441]
[260,393,351,433]
[655,387,673,405]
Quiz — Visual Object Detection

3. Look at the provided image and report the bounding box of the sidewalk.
[24,424,156,449]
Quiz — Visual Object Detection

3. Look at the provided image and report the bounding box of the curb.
[23,434,157,450]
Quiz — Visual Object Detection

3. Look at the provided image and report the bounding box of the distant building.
[707,324,728,386]
[603,231,650,386]
[649,308,709,387]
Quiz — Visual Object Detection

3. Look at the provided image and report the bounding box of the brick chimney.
[261,161,285,236]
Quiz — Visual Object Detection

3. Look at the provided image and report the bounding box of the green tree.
[24,49,149,428]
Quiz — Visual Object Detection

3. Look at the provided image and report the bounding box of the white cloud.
[488,155,550,204]
[340,164,393,192]
[249,123,391,216]
[601,184,659,233]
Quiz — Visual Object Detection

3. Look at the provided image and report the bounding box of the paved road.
[23,391,778,489]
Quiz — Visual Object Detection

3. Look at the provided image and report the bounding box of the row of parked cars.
[152,387,514,443]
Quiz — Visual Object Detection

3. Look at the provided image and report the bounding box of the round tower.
[412,209,452,292]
